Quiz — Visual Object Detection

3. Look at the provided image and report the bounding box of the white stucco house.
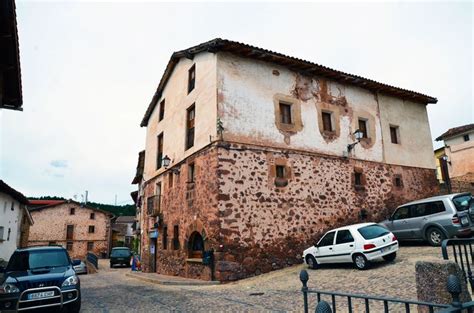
[0,180,33,262]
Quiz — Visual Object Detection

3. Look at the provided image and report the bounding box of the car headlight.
[61,275,79,287]
[0,283,20,294]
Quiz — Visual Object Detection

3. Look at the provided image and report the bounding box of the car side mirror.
[72,259,81,266]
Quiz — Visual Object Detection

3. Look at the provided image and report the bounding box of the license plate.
[117,258,124,261]
[28,291,55,300]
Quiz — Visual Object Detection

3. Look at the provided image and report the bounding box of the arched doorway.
[188,231,204,258]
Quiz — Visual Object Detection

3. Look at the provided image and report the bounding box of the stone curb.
[125,272,220,286]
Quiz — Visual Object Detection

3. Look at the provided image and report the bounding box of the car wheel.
[305,255,318,269]
[353,254,370,270]
[382,252,397,262]
[427,228,446,246]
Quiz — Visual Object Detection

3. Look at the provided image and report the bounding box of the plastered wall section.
[378,94,436,169]
[445,139,474,178]
[144,52,218,182]
[216,52,435,169]
[28,203,110,258]
[0,193,23,261]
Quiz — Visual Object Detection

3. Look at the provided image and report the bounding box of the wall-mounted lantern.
[347,129,364,153]
[161,155,180,174]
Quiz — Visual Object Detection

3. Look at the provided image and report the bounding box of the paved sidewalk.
[125,271,220,286]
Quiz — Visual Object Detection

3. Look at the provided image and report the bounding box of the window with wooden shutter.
[279,102,292,124]
[322,112,333,132]
[66,225,74,240]
[358,119,368,138]
[188,64,196,93]
[390,126,399,144]
[157,133,163,169]
[186,105,195,150]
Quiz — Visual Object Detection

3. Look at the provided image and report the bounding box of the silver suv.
[380,193,474,246]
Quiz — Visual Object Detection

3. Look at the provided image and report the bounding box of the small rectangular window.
[0,226,4,241]
[390,126,399,144]
[186,105,195,150]
[464,134,470,142]
[88,225,95,233]
[66,241,73,251]
[322,112,333,132]
[66,225,74,240]
[168,173,173,189]
[279,102,292,124]
[159,99,165,121]
[11,202,14,211]
[188,163,195,183]
[355,172,362,186]
[188,64,196,94]
[358,119,368,138]
[90,213,95,220]
[276,165,286,179]
[87,241,94,251]
[157,133,164,170]
[395,177,402,187]
[173,225,180,250]
[162,226,168,250]
[70,207,75,215]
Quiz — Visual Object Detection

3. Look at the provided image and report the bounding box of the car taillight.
[392,235,397,242]
[452,216,460,225]
[364,244,376,250]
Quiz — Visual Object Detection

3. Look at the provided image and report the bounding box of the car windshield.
[452,194,474,212]
[7,250,70,271]
[358,225,390,240]
[111,249,130,257]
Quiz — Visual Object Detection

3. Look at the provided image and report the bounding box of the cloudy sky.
[0,1,472,204]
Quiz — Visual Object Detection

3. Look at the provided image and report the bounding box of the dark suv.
[0,246,81,312]
[110,247,132,268]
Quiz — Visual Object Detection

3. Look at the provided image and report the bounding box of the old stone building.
[135,38,439,281]
[436,123,474,194]
[28,200,113,259]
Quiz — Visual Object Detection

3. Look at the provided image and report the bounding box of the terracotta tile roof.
[28,199,114,217]
[436,123,474,141]
[140,38,438,127]
[29,200,65,207]
[131,150,145,184]
[0,180,28,204]
[115,216,135,224]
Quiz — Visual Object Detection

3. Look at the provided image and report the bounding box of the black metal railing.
[300,269,474,313]
[86,252,98,270]
[146,195,161,216]
[442,238,474,293]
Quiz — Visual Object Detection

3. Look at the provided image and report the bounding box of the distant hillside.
[28,196,135,217]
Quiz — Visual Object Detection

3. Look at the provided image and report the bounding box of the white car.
[303,223,399,270]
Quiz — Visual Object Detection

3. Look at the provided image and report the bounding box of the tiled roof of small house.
[131,150,145,184]
[436,123,474,141]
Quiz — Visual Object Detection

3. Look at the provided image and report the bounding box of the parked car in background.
[110,247,132,268]
[303,223,398,270]
[73,259,87,275]
[0,246,81,312]
[380,193,474,246]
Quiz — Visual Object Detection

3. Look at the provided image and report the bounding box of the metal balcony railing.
[146,195,161,216]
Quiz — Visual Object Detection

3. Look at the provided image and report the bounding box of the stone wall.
[215,142,439,281]
[28,202,111,259]
[140,145,220,280]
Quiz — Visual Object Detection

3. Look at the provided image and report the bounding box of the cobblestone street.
[79,244,441,312]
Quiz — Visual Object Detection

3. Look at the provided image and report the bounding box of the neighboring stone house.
[0,181,33,262]
[28,200,113,259]
[1,0,23,111]
[436,123,474,194]
[112,216,135,248]
[135,38,439,281]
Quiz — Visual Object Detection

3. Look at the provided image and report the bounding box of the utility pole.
[85,190,88,205]
[115,194,117,206]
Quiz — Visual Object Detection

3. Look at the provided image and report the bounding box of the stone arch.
[184,219,208,258]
